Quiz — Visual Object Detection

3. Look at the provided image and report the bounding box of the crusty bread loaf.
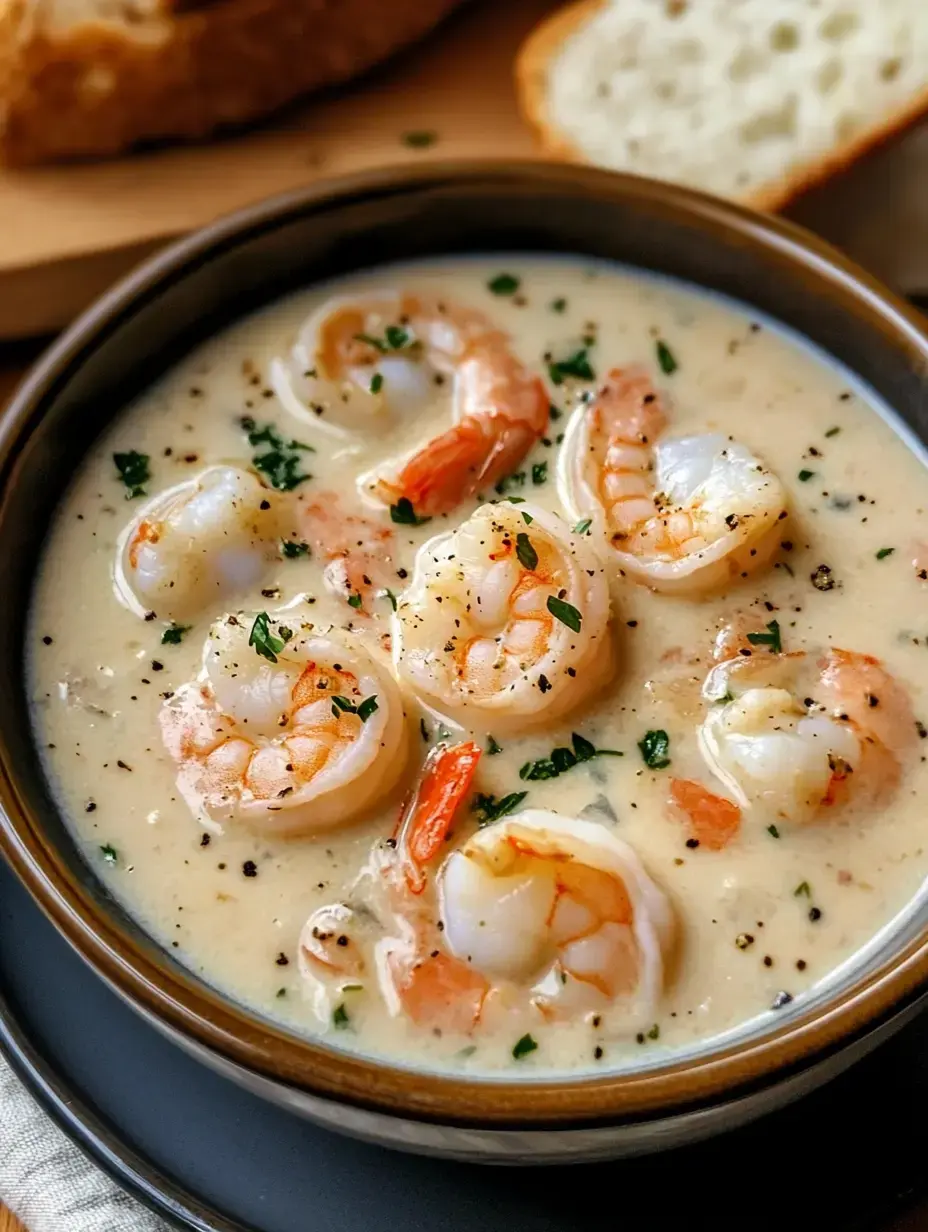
[517,0,928,211]
[0,0,464,164]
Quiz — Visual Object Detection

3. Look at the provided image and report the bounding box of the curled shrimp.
[159,612,409,835]
[393,501,613,730]
[696,646,917,829]
[273,291,549,515]
[558,366,788,593]
[115,466,283,620]
[298,492,397,613]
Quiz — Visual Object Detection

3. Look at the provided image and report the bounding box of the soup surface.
[28,257,928,1075]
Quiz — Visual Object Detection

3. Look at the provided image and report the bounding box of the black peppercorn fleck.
[242,860,258,878]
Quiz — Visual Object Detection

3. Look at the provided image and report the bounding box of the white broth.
[27,257,928,1075]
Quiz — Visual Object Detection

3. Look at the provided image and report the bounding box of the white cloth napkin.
[0,1050,168,1232]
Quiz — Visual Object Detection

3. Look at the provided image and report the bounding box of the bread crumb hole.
[819,10,858,41]
[880,57,903,81]
[739,97,798,145]
[817,58,843,94]
[728,47,766,83]
[770,22,800,51]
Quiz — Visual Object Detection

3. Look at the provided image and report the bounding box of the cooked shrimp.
[393,501,613,730]
[558,366,788,593]
[299,492,397,612]
[698,647,917,828]
[115,466,283,620]
[273,291,549,515]
[159,614,409,835]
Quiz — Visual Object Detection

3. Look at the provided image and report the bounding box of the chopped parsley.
[746,619,782,654]
[825,426,841,438]
[100,843,118,864]
[532,461,548,485]
[347,592,363,610]
[488,273,520,296]
[370,372,384,395]
[521,511,534,525]
[876,547,895,560]
[331,694,379,722]
[402,130,438,148]
[382,588,398,611]
[767,824,781,839]
[794,881,811,897]
[280,539,310,558]
[495,471,526,495]
[647,1023,660,1041]
[547,347,595,385]
[798,469,816,482]
[512,1033,538,1060]
[546,595,582,632]
[655,339,678,375]
[486,735,502,755]
[113,450,150,499]
[332,1003,350,1028]
[638,729,671,770]
[550,297,567,313]
[240,418,313,491]
[248,612,292,663]
[515,532,538,571]
[520,731,622,782]
[161,623,191,645]
[390,497,431,526]
[354,325,413,353]
[573,517,592,535]
[472,791,528,826]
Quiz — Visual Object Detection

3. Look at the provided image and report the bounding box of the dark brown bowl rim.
[3,160,928,1130]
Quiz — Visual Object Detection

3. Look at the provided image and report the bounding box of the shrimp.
[697,646,917,828]
[115,466,283,620]
[159,613,409,835]
[298,492,397,612]
[393,501,613,730]
[558,366,788,593]
[272,291,549,515]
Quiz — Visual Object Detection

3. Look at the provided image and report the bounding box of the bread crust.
[515,0,928,214]
[0,0,465,164]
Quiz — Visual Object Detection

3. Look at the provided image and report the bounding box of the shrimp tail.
[395,741,482,892]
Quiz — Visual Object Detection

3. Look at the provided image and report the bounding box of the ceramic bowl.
[2,162,928,1164]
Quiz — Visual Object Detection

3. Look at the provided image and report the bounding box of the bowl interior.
[2,162,928,1126]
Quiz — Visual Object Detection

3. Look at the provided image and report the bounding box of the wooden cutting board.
[0,0,558,339]
[1,0,926,340]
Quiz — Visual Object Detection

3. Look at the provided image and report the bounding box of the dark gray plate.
[0,854,924,1232]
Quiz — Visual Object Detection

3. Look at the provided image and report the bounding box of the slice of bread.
[0,0,464,164]
[517,0,928,211]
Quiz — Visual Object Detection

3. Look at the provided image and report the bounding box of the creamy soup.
[27,258,928,1076]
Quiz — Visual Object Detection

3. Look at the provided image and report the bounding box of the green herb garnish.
[280,539,310,559]
[548,347,595,385]
[573,517,592,535]
[240,418,314,492]
[390,497,431,526]
[512,1033,538,1060]
[876,547,895,560]
[546,595,582,632]
[486,735,502,755]
[248,612,291,663]
[767,824,781,839]
[347,592,363,610]
[357,696,379,722]
[100,843,118,865]
[655,339,677,375]
[798,469,816,482]
[382,588,398,611]
[370,373,384,395]
[488,273,520,296]
[331,694,378,721]
[521,511,534,525]
[794,881,811,897]
[472,791,528,826]
[532,461,548,486]
[550,297,567,313]
[161,623,191,645]
[402,130,438,148]
[520,731,622,782]
[746,619,782,654]
[332,1003,350,1028]
[113,450,150,499]
[638,729,671,770]
[516,532,538,571]
[495,471,526,495]
[647,1023,660,1041]
[825,426,841,438]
